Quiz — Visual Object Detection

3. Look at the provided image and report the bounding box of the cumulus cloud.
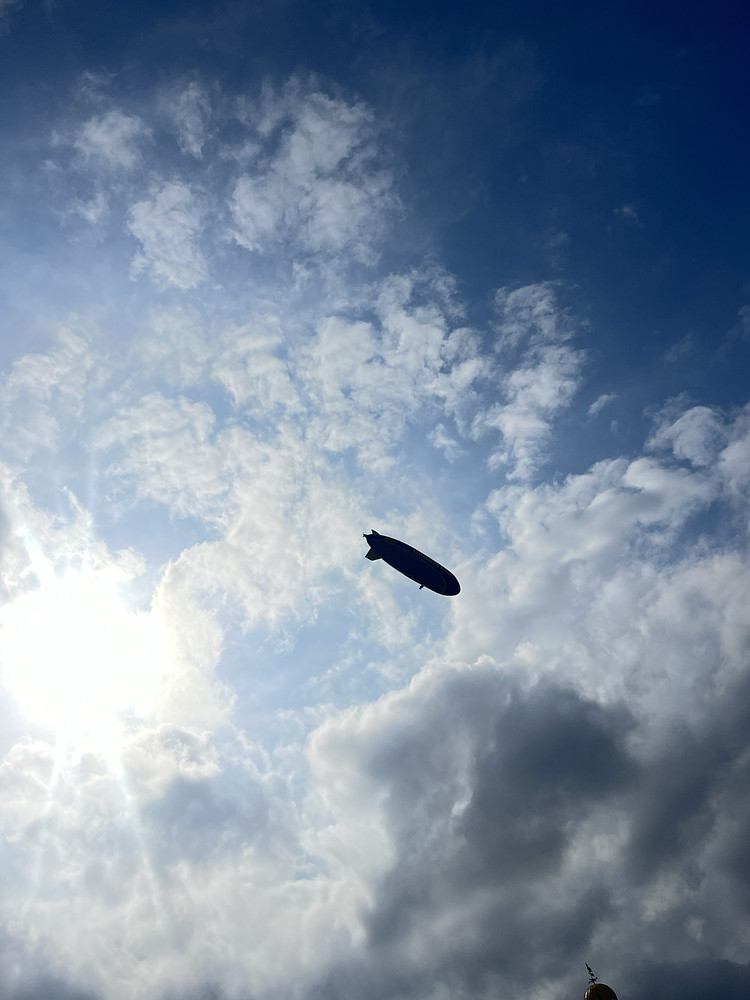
[305,653,750,1000]
[3,313,750,1000]
[306,663,636,1000]
[452,451,731,693]
[3,67,749,1000]
[648,400,727,467]
[300,405,750,1000]
[210,317,300,414]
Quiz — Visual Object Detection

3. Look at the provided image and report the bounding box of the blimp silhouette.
[364,529,460,596]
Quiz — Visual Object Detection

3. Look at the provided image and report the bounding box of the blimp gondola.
[363,529,460,596]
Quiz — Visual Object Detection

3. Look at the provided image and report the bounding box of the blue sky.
[1,3,749,1000]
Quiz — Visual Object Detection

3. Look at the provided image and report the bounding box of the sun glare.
[0,558,169,763]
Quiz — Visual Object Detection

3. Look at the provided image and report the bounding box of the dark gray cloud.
[306,658,750,1000]
[456,684,635,883]
[306,669,633,1000]
[629,958,750,1000]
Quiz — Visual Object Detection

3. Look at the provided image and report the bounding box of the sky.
[0,2,749,999]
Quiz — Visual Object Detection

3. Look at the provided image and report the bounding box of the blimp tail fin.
[365,548,381,561]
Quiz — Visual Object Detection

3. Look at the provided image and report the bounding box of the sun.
[0,555,170,763]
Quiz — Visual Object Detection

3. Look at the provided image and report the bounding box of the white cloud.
[450,407,746,731]
[428,423,465,461]
[211,317,301,414]
[4,391,750,999]
[296,275,488,471]
[136,306,214,387]
[230,88,396,262]
[588,392,617,417]
[4,68,750,1000]
[0,325,95,458]
[73,109,150,170]
[159,80,214,159]
[492,281,565,351]
[70,188,109,224]
[93,392,229,521]
[81,266,489,640]
[3,317,750,1000]
[472,283,585,478]
[718,402,750,499]
[127,181,207,289]
[92,385,368,631]
[648,402,726,467]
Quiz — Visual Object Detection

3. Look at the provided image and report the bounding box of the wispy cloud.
[614,202,644,226]
[0,326,95,458]
[588,391,617,417]
[230,86,397,263]
[472,283,585,479]
[127,180,207,289]
[73,110,151,170]
[159,79,214,159]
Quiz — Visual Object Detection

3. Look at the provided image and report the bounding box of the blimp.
[363,529,460,596]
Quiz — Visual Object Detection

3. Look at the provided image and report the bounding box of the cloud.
[73,110,150,170]
[3,65,750,1000]
[472,283,585,478]
[210,316,300,414]
[305,649,750,1000]
[3,315,750,1000]
[301,404,750,999]
[127,181,207,289]
[93,392,229,520]
[230,86,397,263]
[136,306,214,388]
[588,392,617,417]
[718,403,750,498]
[541,227,570,269]
[159,80,214,159]
[428,423,465,461]
[69,190,109,225]
[0,0,24,32]
[452,402,750,715]
[648,401,726,467]
[0,325,95,458]
[296,271,488,472]
[614,203,643,226]
[57,78,400,290]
